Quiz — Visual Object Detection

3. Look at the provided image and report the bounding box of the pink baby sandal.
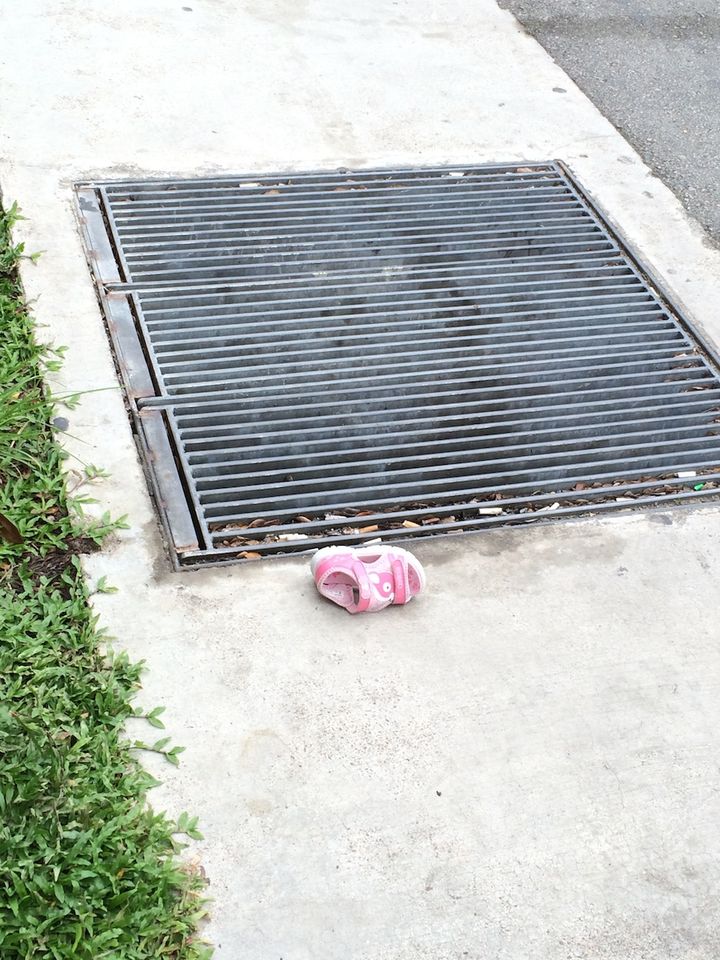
[311,545,426,614]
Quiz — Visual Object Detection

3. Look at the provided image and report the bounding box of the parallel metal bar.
[194,425,720,491]
[200,437,720,508]
[119,212,591,247]
[110,183,572,220]
[140,258,631,290]
[181,394,720,452]
[112,239,619,289]
[96,160,558,191]
[114,201,582,237]
[204,449,720,520]
[126,226,606,278]
[148,368,716,410]
[178,383,720,439]
[116,192,579,223]
[160,340,685,379]
[188,410,720,472]
[104,167,561,199]
[161,352,704,392]
[206,473,720,542]
[135,251,627,299]
[153,316,670,352]
[142,300,659,342]
[117,208,587,244]
[200,487,720,559]
[157,322,676,361]
[119,199,585,243]
[146,308,667,345]
[143,270,640,316]
[199,457,720,524]
[143,289,649,331]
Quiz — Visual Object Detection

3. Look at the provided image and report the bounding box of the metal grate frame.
[75,161,720,567]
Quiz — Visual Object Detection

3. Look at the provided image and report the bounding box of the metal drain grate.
[76,161,720,566]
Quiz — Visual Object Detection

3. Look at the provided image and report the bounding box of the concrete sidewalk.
[2,1,720,956]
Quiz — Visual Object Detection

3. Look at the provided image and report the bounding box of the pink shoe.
[311,544,426,614]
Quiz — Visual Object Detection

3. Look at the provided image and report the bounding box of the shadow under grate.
[75,161,720,566]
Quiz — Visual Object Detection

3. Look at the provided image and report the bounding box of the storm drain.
[76,161,720,566]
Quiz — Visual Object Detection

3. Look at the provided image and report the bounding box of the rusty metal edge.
[74,185,200,566]
[137,408,204,562]
[74,186,157,402]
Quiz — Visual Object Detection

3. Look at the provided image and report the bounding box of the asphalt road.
[498,0,720,243]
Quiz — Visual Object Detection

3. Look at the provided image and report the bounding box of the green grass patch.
[0,203,211,959]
